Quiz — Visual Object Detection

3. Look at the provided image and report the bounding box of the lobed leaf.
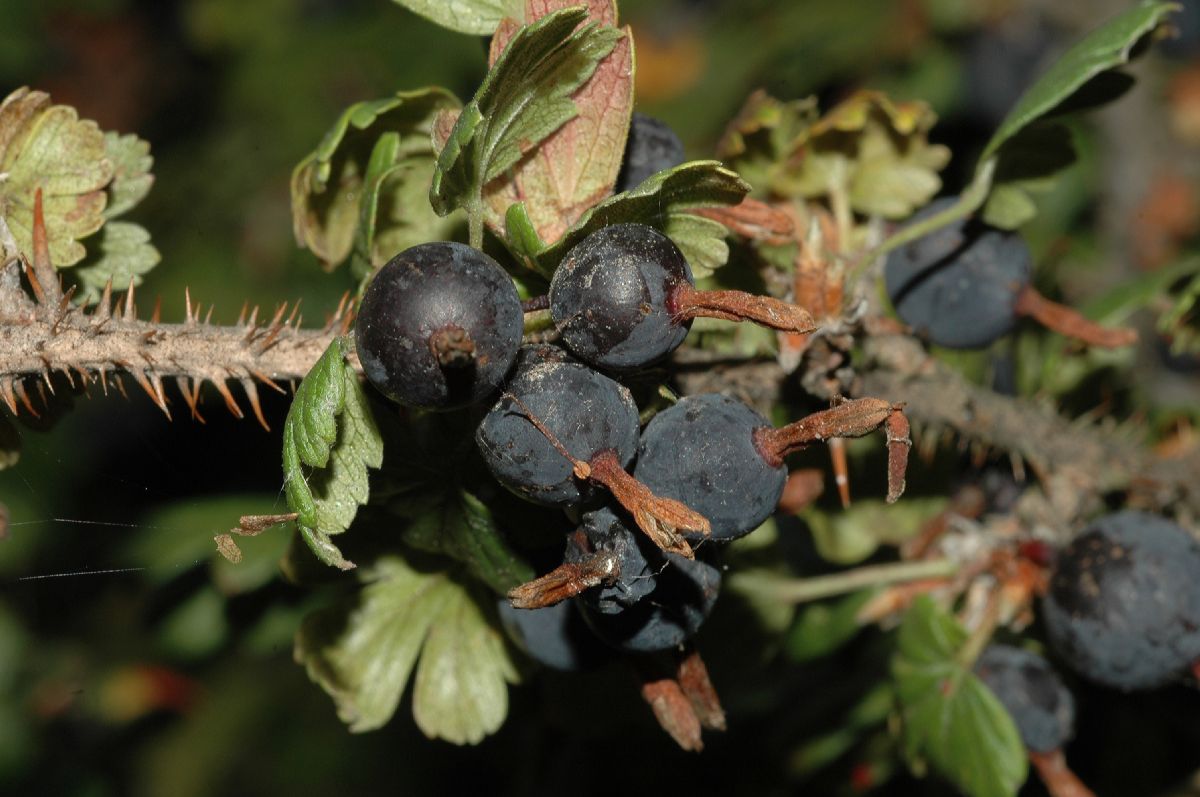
[892,596,1027,797]
[429,7,620,224]
[389,0,522,35]
[282,339,384,570]
[295,554,519,740]
[72,221,161,303]
[531,160,749,278]
[291,88,460,272]
[102,131,154,219]
[0,87,113,267]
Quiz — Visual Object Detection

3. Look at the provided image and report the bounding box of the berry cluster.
[353,218,911,709]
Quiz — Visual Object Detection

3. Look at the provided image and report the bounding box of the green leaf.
[804,497,946,566]
[981,2,1176,163]
[403,490,534,594]
[101,131,154,219]
[0,87,113,267]
[785,589,875,662]
[533,161,749,278]
[429,8,620,222]
[282,338,384,570]
[71,221,161,303]
[892,596,1027,797]
[295,554,519,740]
[127,494,283,587]
[390,0,521,35]
[291,88,460,271]
[411,575,519,744]
[504,201,546,268]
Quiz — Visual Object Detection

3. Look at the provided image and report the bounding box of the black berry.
[476,357,639,507]
[496,598,608,671]
[1042,510,1200,690]
[636,394,785,542]
[550,224,814,370]
[975,644,1075,753]
[617,112,686,192]
[355,242,522,409]
[884,198,1031,350]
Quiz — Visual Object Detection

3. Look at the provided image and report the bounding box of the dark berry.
[634,394,908,541]
[355,242,522,409]
[566,506,659,614]
[974,645,1075,753]
[576,536,722,653]
[885,198,1136,350]
[1042,510,1200,690]
[496,598,608,671]
[636,394,785,542]
[617,112,685,192]
[475,358,639,507]
[884,198,1032,350]
[550,224,813,370]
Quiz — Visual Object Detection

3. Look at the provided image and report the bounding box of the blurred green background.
[2,0,1200,794]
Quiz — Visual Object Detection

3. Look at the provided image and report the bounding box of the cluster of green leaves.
[0,87,159,301]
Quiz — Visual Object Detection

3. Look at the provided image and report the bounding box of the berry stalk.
[668,283,817,333]
[1014,284,1137,348]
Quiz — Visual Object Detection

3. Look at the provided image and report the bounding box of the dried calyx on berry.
[635,393,911,541]
[549,223,816,371]
[355,242,523,410]
[1042,510,1200,690]
[885,197,1137,350]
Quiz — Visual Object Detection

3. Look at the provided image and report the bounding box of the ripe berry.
[885,199,1032,350]
[574,527,722,654]
[496,598,608,672]
[974,645,1075,753]
[617,112,686,192]
[476,358,639,507]
[885,198,1135,350]
[1042,510,1200,690]
[567,506,659,614]
[549,223,814,371]
[476,356,710,555]
[355,242,522,410]
[635,393,909,541]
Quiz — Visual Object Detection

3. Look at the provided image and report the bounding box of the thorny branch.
[674,333,1200,533]
[0,262,353,429]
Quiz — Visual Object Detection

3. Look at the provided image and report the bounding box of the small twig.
[729,558,959,604]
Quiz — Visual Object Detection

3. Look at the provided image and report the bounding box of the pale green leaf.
[291,88,460,270]
[785,589,875,662]
[295,556,455,732]
[981,2,1176,163]
[403,490,534,594]
[429,8,619,218]
[0,88,113,267]
[390,0,522,35]
[282,339,384,570]
[532,161,749,278]
[296,554,519,740]
[804,498,946,566]
[72,221,160,303]
[981,183,1040,229]
[893,596,1027,797]
[102,131,154,219]
[412,577,519,744]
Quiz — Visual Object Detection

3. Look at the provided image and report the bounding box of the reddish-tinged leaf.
[484,0,633,244]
